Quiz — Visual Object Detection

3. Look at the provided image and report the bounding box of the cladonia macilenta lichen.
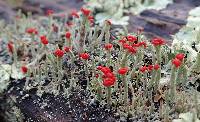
[0,5,199,121]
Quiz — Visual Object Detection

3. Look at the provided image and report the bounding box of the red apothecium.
[104,43,113,50]
[118,67,129,75]
[97,65,103,70]
[81,8,91,16]
[79,53,90,60]
[98,66,116,87]
[40,35,48,45]
[172,58,182,68]
[175,53,185,61]
[99,67,111,74]
[127,35,137,42]
[122,43,131,49]
[70,10,79,18]
[65,32,71,39]
[132,43,140,47]
[95,74,99,78]
[46,9,54,16]
[140,66,147,73]
[21,66,28,74]
[88,16,94,20]
[128,47,137,54]
[154,64,160,70]
[88,16,94,25]
[148,65,154,71]
[103,72,115,78]
[103,78,115,87]
[119,39,126,44]
[64,46,71,52]
[151,37,165,46]
[26,28,38,35]
[138,41,147,48]
[54,49,64,58]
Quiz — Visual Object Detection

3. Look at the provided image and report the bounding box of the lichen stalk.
[122,75,128,109]
[169,65,177,101]
[79,16,87,53]
[107,86,112,105]
[84,60,90,90]
[155,47,162,89]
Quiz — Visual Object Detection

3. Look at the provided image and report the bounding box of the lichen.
[0,64,11,93]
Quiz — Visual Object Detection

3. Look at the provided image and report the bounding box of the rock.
[0,0,84,22]
[128,0,200,42]
[0,1,15,23]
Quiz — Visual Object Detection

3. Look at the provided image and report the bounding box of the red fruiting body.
[103,78,115,87]
[104,43,113,50]
[154,64,160,70]
[54,49,64,58]
[88,16,94,25]
[123,44,137,54]
[128,47,137,54]
[71,10,79,18]
[64,46,71,52]
[127,35,137,42]
[119,39,126,44]
[110,76,116,82]
[103,72,115,78]
[7,42,14,53]
[81,8,91,16]
[46,9,54,16]
[118,67,128,75]
[138,41,147,48]
[88,16,94,20]
[21,66,28,74]
[79,53,90,60]
[40,35,48,45]
[26,28,38,35]
[65,32,71,39]
[89,19,94,25]
[172,58,182,68]
[100,67,111,74]
[175,53,185,61]
[148,65,154,71]
[132,43,140,47]
[97,66,103,70]
[98,66,116,87]
[140,66,147,73]
[123,43,131,49]
[95,74,99,78]
[151,37,165,46]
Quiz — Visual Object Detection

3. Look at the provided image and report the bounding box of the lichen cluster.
[0,4,199,122]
